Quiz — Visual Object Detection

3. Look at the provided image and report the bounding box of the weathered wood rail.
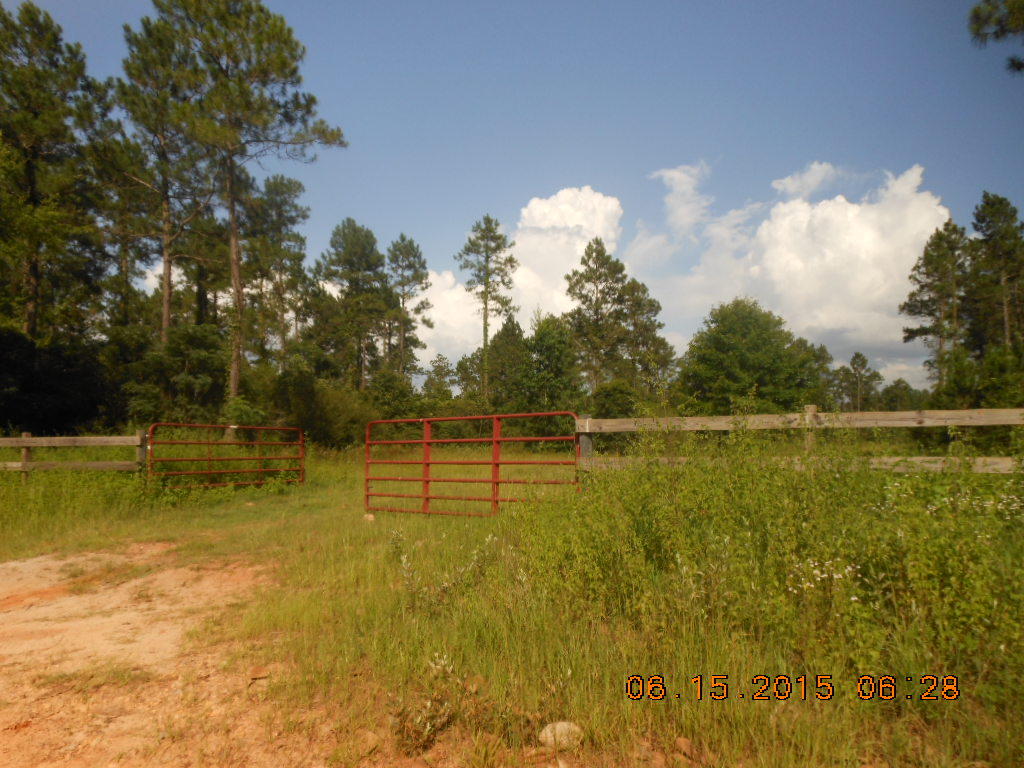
[0,432,146,475]
[576,407,1024,474]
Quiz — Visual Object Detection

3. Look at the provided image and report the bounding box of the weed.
[33,662,155,694]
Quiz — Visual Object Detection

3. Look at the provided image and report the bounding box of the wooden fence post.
[578,414,594,459]
[136,430,147,473]
[803,405,818,452]
[20,431,31,483]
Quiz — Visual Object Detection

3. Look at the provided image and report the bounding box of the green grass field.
[1,432,1022,767]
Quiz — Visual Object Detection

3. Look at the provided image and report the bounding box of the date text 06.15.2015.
[626,675,960,702]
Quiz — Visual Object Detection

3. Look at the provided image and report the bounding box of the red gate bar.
[365,411,578,516]
[147,422,305,489]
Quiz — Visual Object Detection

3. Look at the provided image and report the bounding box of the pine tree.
[565,237,674,392]
[0,2,104,340]
[968,192,1023,352]
[454,215,517,398]
[241,174,309,363]
[831,352,883,412]
[313,218,390,389]
[117,11,213,342]
[386,234,432,376]
[565,237,626,390]
[900,219,969,384]
[146,0,346,397]
[970,0,1024,74]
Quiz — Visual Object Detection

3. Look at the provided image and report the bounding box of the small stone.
[363,513,375,521]
[245,502,256,507]
[538,721,583,750]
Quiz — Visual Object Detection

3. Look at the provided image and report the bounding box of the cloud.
[640,163,948,381]
[511,185,623,321]
[418,185,624,363]
[418,268,484,364]
[771,161,841,199]
[649,162,712,238]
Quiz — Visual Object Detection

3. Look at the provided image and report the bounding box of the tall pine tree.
[455,215,517,398]
[146,0,346,397]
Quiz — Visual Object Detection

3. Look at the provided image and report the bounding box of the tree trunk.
[937,298,947,387]
[195,260,209,325]
[226,158,244,399]
[359,333,368,390]
[481,286,490,401]
[119,244,131,327]
[22,155,40,339]
[160,193,173,343]
[23,250,40,339]
[1000,270,1011,348]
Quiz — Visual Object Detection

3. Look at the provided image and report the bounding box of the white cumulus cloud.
[771,161,842,199]
[641,163,948,383]
[649,162,712,238]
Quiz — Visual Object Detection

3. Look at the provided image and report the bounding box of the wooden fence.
[576,406,1024,474]
[0,432,146,476]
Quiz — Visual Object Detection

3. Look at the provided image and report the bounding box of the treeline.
[900,193,1024,409]
[2,1,1022,443]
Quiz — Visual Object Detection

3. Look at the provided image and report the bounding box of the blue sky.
[31,0,1024,383]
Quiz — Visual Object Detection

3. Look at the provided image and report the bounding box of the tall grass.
[0,445,353,560]
[234,430,1023,766]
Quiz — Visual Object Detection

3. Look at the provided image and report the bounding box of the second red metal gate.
[364,411,578,516]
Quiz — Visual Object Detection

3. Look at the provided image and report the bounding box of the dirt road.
[0,543,339,767]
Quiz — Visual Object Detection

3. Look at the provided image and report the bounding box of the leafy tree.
[878,378,929,411]
[368,368,417,420]
[831,352,883,412]
[900,219,969,384]
[386,234,431,376]
[421,354,456,412]
[455,214,517,397]
[525,314,583,414]
[0,2,104,340]
[676,298,832,414]
[591,379,638,419]
[487,317,532,413]
[970,0,1024,74]
[146,0,346,398]
[565,237,674,392]
[125,323,228,423]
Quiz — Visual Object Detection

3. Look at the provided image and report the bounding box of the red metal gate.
[364,412,578,516]
[147,422,305,489]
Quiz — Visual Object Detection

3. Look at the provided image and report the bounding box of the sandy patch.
[0,543,341,767]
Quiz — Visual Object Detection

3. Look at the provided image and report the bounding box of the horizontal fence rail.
[577,406,1024,474]
[576,407,1024,434]
[147,423,305,489]
[0,432,146,476]
[365,411,579,516]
